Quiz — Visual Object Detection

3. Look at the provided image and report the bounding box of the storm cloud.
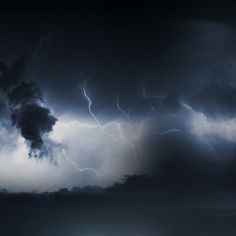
[1,4,236,191]
[0,58,57,157]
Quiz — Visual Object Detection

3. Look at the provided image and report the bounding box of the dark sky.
[0,0,236,191]
[2,2,236,236]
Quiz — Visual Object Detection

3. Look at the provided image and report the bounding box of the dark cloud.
[9,81,43,108]
[11,104,57,151]
[0,58,57,157]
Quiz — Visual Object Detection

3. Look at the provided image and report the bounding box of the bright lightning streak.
[81,85,139,164]
[53,135,101,176]
[61,148,101,176]
[116,96,131,126]
[82,86,118,140]
[51,84,185,176]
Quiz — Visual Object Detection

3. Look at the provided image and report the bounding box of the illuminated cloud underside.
[188,107,236,143]
[0,115,147,192]
[1,98,236,192]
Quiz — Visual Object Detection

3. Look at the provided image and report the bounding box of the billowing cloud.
[0,59,57,157]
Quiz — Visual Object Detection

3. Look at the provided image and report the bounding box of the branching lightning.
[49,84,185,176]
[81,85,139,163]
[50,84,143,175]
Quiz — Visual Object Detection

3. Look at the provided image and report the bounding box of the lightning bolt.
[116,96,131,127]
[115,97,139,164]
[81,85,183,154]
[61,147,101,176]
[54,135,101,176]
[81,85,139,164]
[82,86,118,141]
[50,106,102,175]
[50,83,184,176]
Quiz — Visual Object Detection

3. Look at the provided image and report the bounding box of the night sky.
[1,1,236,235]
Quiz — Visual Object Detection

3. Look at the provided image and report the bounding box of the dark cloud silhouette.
[11,104,57,151]
[0,58,57,157]
[9,81,43,108]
